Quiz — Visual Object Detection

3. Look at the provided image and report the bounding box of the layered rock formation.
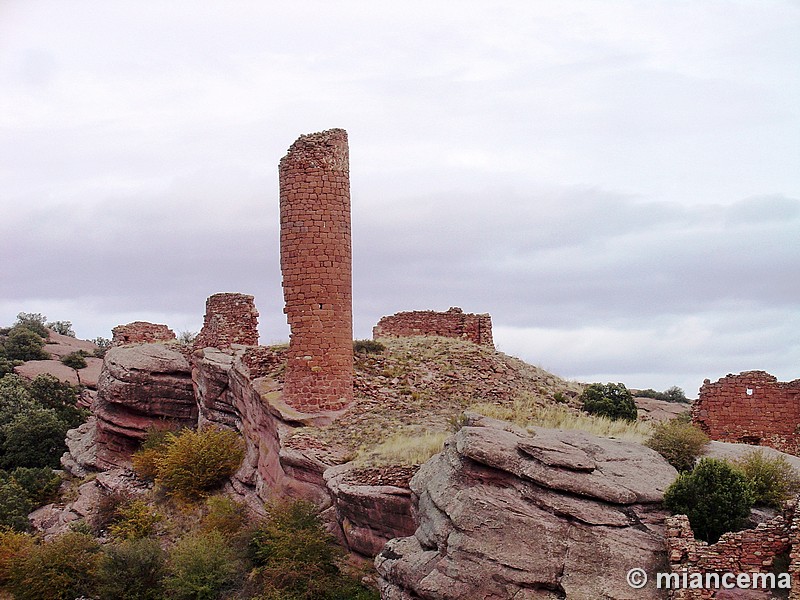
[92,342,196,469]
[376,414,677,600]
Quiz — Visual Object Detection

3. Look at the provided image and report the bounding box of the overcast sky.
[1,1,798,397]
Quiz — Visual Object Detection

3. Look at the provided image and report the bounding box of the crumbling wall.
[693,371,800,455]
[665,506,800,599]
[111,321,176,346]
[373,307,494,348]
[194,293,259,350]
[278,128,353,412]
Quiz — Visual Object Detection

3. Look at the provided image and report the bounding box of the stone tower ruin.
[278,128,353,412]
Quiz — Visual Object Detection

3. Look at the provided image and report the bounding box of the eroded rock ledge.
[376,414,677,600]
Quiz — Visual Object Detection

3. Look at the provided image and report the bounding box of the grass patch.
[469,400,652,443]
[355,430,450,467]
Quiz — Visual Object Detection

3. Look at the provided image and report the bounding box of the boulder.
[376,413,678,599]
[93,343,196,469]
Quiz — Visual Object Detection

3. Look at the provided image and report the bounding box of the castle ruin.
[194,292,259,350]
[693,370,800,455]
[373,307,494,349]
[278,129,353,412]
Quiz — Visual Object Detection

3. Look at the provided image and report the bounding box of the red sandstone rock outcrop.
[92,343,196,469]
[373,307,494,348]
[14,331,103,400]
[376,413,677,600]
[112,321,176,346]
[279,128,353,412]
[694,371,800,455]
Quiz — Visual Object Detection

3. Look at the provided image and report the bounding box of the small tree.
[13,313,48,338]
[664,457,753,543]
[46,321,75,337]
[4,327,49,361]
[580,383,638,422]
[663,386,688,403]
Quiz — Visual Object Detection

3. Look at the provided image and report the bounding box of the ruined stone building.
[373,307,494,349]
[278,128,353,413]
[693,371,800,455]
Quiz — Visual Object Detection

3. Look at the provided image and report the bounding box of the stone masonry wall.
[193,293,259,350]
[665,504,800,599]
[111,322,176,346]
[693,371,800,455]
[278,128,353,412]
[373,307,494,348]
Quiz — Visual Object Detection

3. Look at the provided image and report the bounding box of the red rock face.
[194,293,259,350]
[93,343,196,469]
[279,129,353,412]
[693,371,800,455]
[112,322,176,346]
[373,307,494,348]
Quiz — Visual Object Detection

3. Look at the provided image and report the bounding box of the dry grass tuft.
[355,430,450,467]
[469,399,653,443]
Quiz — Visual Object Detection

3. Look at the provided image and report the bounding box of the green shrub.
[0,408,72,469]
[0,479,33,531]
[164,530,244,600]
[580,383,638,422]
[249,499,377,599]
[153,427,245,502]
[664,457,753,543]
[4,327,49,361]
[645,419,709,472]
[353,339,385,355]
[7,467,62,506]
[733,449,800,508]
[0,356,21,378]
[108,499,163,540]
[96,538,165,600]
[202,495,248,536]
[28,374,84,427]
[5,531,101,600]
[61,351,88,371]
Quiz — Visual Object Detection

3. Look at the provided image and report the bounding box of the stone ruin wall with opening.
[193,292,259,350]
[693,371,800,455]
[373,307,494,348]
[111,321,176,346]
[665,506,800,599]
[278,128,353,412]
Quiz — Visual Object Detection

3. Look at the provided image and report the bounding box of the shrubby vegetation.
[580,382,638,422]
[133,427,245,502]
[634,386,688,403]
[733,449,800,508]
[0,494,379,599]
[664,457,754,543]
[353,339,385,355]
[0,374,86,472]
[646,418,709,472]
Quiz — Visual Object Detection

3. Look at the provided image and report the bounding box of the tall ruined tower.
[279,129,353,412]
